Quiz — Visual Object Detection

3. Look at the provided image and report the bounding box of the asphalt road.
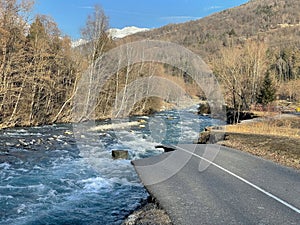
[132,144,300,225]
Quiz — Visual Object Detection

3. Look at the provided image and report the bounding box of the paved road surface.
[132,144,300,225]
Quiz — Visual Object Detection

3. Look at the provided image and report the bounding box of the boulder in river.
[64,131,73,135]
[198,131,211,144]
[112,150,129,160]
[198,102,211,115]
[18,139,29,147]
[197,127,227,144]
[155,145,176,152]
[5,142,14,147]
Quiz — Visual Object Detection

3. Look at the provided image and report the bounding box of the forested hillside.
[129,0,300,55]
[127,0,300,115]
[1,0,300,128]
[0,0,81,127]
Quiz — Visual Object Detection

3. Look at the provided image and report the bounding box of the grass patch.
[225,116,300,138]
[219,115,300,170]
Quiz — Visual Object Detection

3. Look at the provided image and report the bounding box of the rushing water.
[0,105,222,225]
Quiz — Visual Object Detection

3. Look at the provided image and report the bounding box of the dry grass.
[225,116,300,138]
[219,115,300,170]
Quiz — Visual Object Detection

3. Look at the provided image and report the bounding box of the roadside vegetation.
[226,115,300,138]
[219,114,300,169]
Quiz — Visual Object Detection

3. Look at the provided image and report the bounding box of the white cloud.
[77,6,93,9]
[106,9,156,17]
[161,16,201,21]
[205,5,223,11]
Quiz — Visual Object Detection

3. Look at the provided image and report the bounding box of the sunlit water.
[0,105,222,225]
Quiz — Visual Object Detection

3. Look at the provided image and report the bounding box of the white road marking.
[174,145,300,214]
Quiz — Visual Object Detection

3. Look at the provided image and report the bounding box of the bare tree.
[211,40,267,122]
[0,0,34,126]
[79,5,112,120]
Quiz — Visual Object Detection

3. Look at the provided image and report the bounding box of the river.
[0,105,222,225]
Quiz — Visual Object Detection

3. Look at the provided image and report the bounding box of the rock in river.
[112,150,129,160]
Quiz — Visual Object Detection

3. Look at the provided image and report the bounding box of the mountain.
[108,26,150,39]
[125,0,300,58]
[71,26,150,48]
[71,39,88,48]
[119,0,300,110]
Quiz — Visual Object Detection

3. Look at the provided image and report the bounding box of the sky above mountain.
[33,0,249,39]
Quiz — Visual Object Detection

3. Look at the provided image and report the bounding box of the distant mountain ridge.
[125,0,300,57]
[72,26,150,48]
[108,26,150,39]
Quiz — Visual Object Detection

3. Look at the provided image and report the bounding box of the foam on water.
[0,184,45,190]
[3,132,43,137]
[0,106,222,225]
[0,154,147,224]
[0,195,13,199]
[0,162,11,170]
[80,177,114,192]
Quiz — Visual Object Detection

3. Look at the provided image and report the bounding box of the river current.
[0,105,221,225]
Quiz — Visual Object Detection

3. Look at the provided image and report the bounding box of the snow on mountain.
[71,26,150,48]
[108,26,150,39]
[71,39,88,48]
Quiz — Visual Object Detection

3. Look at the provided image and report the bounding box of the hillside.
[122,0,300,115]
[125,0,300,57]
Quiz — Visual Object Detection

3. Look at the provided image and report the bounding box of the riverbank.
[0,98,202,131]
[122,201,172,225]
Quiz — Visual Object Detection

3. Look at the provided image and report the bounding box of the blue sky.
[33,0,249,40]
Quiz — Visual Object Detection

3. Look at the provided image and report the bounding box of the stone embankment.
[122,201,172,225]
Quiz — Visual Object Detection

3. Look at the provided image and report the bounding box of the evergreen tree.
[257,71,276,106]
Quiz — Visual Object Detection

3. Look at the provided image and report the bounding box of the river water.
[0,105,222,225]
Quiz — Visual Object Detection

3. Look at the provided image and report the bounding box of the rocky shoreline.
[122,199,172,225]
